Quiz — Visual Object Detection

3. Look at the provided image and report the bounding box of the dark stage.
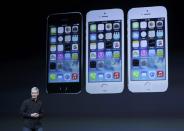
[1,0,184,130]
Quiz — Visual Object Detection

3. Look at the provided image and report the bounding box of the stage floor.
[1,116,184,131]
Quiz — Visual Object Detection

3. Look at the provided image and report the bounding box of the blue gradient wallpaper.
[1,0,184,130]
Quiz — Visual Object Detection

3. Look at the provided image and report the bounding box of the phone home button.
[101,84,108,88]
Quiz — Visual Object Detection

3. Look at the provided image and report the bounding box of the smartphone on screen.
[46,12,83,94]
[86,9,124,94]
[128,6,168,93]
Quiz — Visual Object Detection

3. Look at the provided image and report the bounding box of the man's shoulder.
[23,98,31,103]
[37,98,42,104]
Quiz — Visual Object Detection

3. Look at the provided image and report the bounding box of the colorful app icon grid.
[48,24,80,83]
[88,20,122,82]
[131,18,166,81]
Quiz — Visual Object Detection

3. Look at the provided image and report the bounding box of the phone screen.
[88,20,122,82]
[48,19,81,83]
[130,18,166,81]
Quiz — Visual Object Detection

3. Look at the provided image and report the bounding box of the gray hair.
[31,87,39,93]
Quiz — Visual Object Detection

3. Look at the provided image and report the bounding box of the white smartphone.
[128,6,168,93]
[86,9,124,94]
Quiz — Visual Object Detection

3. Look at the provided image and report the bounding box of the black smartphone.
[46,12,83,94]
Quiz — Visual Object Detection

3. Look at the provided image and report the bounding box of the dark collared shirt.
[20,98,43,128]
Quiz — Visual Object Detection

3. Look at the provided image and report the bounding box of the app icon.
[105,41,113,49]
[72,73,78,80]
[98,33,104,39]
[157,70,164,77]
[50,62,56,69]
[50,36,56,43]
[140,59,148,67]
[64,53,71,60]
[156,30,163,37]
[148,21,155,29]
[105,51,112,58]
[64,44,71,51]
[156,21,163,28]
[98,73,104,81]
[64,73,71,80]
[72,26,78,32]
[72,53,78,60]
[105,33,112,40]
[57,44,64,52]
[90,61,96,68]
[72,44,78,51]
[50,54,56,61]
[90,34,96,41]
[113,51,120,58]
[113,32,120,40]
[98,42,104,50]
[90,72,96,80]
[132,50,139,58]
[65,35,71,42]
[50,73,56,80]
[105,60,111,68]
[90,43,96,50]
[50,27,56,35]
[148,71,156,79]
[97,60,104,68]
[57,74,63,79]
[132,22,139,29]
[113,23,120,30]
[132,70,139,79]
[157,49,164,57]
[148,39,156,47]
[140,40,147,48]
[98,51,105,59]
[132,31,139,39]
[132,40,139,48]
[148,30,155,38]
[141,31,147,38]
[114,72,120,79]
[50,45,56,52]
[98,24,104,31]
[112,59,120,67]
[141,71,147,79]
[148,49,156,56]
[132,59,139,66]
[65,26,71,33]
[90,24,96,32]
[113,41,120,49]
[58,36,63,42]
[72,35,78,42]
[140,21,147,29]
[156,57,164,65]
[57,63,62,70]
[57,53,64,60]
[105,23,112,31]
[140,50,148,57]
[156,39,164,47]
[90,52,96,59]
[58,27,64,34]
[105,72,112,80]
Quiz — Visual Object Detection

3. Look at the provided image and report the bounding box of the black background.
[1,0,184,130]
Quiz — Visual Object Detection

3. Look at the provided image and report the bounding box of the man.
[20,87,44,131]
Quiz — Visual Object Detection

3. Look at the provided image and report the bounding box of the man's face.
[31,91,39,99]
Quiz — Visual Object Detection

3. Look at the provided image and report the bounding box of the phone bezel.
[46,12,83,94]
[86,9,124,94]
[127,6,168,93]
